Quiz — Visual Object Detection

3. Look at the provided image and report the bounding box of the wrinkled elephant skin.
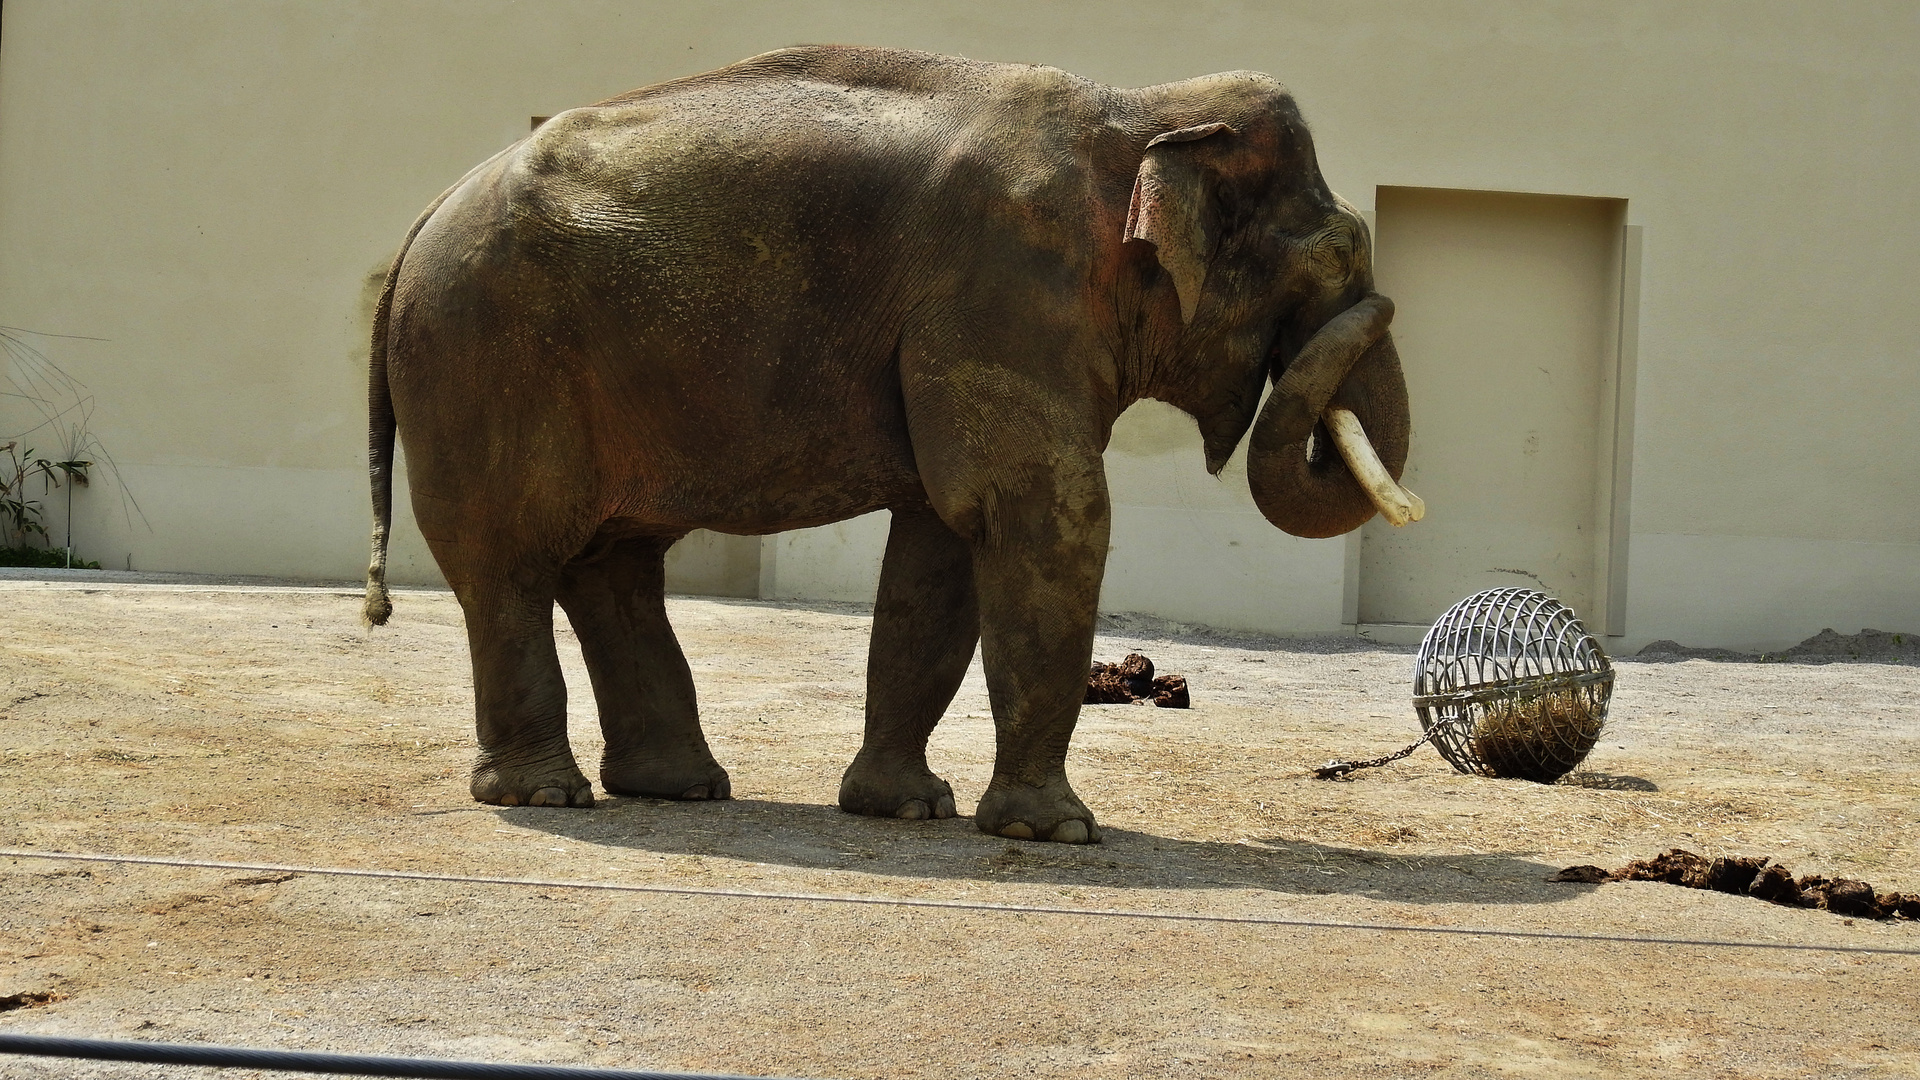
[364,47,1414,842]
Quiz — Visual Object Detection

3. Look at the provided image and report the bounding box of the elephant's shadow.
[497,796,1590,908]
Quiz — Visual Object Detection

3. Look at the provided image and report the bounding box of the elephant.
[363,46,1416,843]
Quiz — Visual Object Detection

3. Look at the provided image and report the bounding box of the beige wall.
[1,2,1913,650]
[1361,188,1626,630]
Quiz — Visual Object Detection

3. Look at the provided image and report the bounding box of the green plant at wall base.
[0,439,92,556]
[0,544,100,569]
[2,324,148,565]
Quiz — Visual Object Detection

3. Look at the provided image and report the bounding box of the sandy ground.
[1,572,1916,1079]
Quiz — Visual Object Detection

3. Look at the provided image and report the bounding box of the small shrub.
[1,440,92,563]
[3,325,146,565]
[0,545,99,569]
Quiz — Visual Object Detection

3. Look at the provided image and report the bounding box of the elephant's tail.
[364,238,403,627]
[365,173,475,626]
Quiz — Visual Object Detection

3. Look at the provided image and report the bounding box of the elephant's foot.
[471,754,595,808]
[838,751,957,820]
[601,751,732,801]
[973,775,1101,843]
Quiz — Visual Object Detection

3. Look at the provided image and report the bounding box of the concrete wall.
[0,1,1913,651]
[1360,188,1628,633]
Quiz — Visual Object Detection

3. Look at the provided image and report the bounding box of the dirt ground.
[2,571,1917,1079]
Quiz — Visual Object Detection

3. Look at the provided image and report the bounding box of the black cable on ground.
[6,849,1917,956]
[0,1033,804,1080]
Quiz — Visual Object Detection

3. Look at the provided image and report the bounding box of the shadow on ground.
[1559,771,1659,792]
[673,594,1418,655]
[493,796,1587,908]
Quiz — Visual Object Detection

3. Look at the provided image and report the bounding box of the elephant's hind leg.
[447,562,594,809]
[556,536,730,801]
[839,506,978,820]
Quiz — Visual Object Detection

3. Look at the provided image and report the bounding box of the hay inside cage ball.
[1413,588,1614,783]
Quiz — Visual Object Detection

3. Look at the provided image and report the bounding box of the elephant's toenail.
[1050,820,1089,844]
[531,787,567,807]
[895,799,930,820]
[999,822,1035,839]
[498,792,521,807]
[680,784,709,800]
[570,788,594,808]
[934,795,956,818]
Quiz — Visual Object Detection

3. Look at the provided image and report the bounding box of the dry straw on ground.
[1,572,1916,1079]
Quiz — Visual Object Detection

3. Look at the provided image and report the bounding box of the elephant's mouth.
[1246,293,1420,538]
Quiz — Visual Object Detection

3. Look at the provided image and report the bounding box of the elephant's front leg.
[840,505,979,820]
[968,467,1111,844]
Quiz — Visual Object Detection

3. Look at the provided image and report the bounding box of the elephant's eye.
[1306,230,1353,286]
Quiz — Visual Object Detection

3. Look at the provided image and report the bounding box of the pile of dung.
[1085,653,1189,708]
[1551,848,1920,920]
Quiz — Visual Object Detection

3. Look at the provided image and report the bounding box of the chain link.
[1312,718,1467,780]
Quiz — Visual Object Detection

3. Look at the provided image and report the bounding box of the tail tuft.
[364,582,393,627]
[364,527,393,627]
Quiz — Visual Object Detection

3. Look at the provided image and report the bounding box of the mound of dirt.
[1552,848,1920,920]
[0,990,64,1011]
[1781,627,1920,664]
[1085,652,1190,708]
[1632,641,1763,663]
[1634,627,1920,665]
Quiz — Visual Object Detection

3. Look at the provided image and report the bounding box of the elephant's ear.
[1124,122,1234,324]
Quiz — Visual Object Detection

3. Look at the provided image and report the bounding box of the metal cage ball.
[1412,588,1615,783]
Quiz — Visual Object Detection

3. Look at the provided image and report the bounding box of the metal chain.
[1312,718,1465,780]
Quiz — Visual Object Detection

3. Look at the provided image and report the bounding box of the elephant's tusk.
[1324,407,1425,527]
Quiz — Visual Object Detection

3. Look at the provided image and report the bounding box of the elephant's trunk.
[1247,293,1413,539]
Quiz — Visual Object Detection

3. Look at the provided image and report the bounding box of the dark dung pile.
[1552,848,1920,920]
[1085,652,1189,708]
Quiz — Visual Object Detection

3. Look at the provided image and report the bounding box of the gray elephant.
[365,46,1415,843]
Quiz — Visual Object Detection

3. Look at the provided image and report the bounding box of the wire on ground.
[5,849,1914,957]
[0,1033,803,1079]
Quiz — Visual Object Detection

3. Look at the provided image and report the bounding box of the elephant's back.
[592,45,1099,125]
[404,46,1112,369]
[384,48,1116,532]
[510,46,1115,244]
[386,71,941,532]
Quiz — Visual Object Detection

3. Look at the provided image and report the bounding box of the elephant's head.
[1125,79,1416,539]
